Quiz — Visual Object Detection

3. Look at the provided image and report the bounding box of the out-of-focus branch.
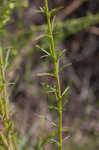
[8,34,45,79]
[57,0,87,21]
[89,26,99,36]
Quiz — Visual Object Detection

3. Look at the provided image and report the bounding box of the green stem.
[44,0,63,150]
[0,47,15,150]
[0,47,9,120]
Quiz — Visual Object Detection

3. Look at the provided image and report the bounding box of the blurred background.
[0,0,99,149]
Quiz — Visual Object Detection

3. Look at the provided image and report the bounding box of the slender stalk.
[0,47,9,120]
[44,0,63,150]
[0,47,15,150]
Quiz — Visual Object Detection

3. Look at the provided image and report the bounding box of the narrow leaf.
[41,55,49,58]
[39,132,56,148]
[60,63,72,71]
[62,85,70,98]
[35,114,57,127]
[4,48,11,71]
[37,72,55,77]
[52,15,56,32]
[8,82,16,85]
[36,45,50,56]
[58,49,67,59]
[47,87,56,93]
[62,87,69,98]
[48,105,58,111]
[63,136,70,142]
[48,139,59,145]
[50,6,63,16]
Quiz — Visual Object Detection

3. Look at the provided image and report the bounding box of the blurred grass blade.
[37,72,55,77]
[4,48,11,71]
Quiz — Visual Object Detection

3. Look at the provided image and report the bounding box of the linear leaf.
[48,105,58,111]
[58,49,67,59]
[41,55,49,58]
[39,132,56,148]
[36,114,57,127]
[36,45,50,56]
[60,63,72,71]
[62,85,70,98]
[4,48,11,71]
[8,82,16,85]
[37,72,55,77]
[48,139,59,145]
[50,7,63,16]
[63,136,70,142]
[52,15,56,32]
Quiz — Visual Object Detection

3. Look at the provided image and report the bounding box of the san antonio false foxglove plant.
[37,0,70,150]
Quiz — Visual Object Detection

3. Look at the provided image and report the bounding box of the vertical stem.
[0,93,4,116]
[0,47,14,150]
[0,47,9,120]
[58,100,62,150]
[44,0,63,150]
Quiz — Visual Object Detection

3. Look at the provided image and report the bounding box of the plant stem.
[0,47,15,150]
[44,0,63,150]
[0,47,9,120]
